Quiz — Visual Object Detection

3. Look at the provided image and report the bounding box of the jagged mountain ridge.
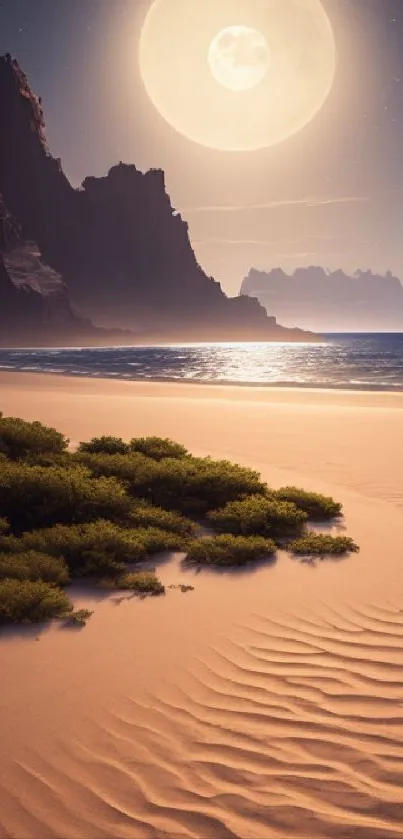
[0,54,318,343]
[241,267,403,332]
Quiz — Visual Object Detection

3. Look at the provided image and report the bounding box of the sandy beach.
[1,372,403,838]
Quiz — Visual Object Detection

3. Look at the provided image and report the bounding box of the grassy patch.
[186,534,277,567]
[290,533,359,556]
[272,487,342,520]
[78,436,130,455]
[0,414,68,461]
[0,579,72,624]
[208,495,307,539]
[67,608,94,626]
[112,571,165,596]
[130,437,189,461]
[0,551,69,585]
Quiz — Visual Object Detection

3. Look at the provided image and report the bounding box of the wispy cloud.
[193,235,340,247]
[179,195,368,214]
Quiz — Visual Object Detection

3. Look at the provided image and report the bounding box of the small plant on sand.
[272,487,342,520]
[186,534,276,567]
[0,579,72,624]
[290,533,359,556]
[114,570,165,596]
[67,608,94,626]
[0,414,68,461]
[0,550,69,585]
[208,495,307,539]
[78,436,130,456]
[130,437,188,461]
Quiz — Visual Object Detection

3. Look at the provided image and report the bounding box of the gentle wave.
[1,334,403,390]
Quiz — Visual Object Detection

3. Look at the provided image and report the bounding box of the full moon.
[139,0,336,152]
[208,26,270,92]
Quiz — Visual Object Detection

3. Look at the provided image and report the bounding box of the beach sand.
[0,372,403,838]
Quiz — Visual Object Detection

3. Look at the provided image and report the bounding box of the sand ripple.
[2,600,402,838]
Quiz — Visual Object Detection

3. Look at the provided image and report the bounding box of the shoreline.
[2,369,403,404]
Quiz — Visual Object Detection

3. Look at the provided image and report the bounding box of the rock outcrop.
[0,54,318,343]
[241,267,403,333]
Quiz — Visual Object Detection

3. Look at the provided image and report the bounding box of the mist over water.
[1,334,403,390]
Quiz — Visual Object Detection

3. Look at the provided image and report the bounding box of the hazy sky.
[1,0,403,295]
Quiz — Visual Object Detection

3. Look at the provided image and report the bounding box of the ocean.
[1,333,403,390]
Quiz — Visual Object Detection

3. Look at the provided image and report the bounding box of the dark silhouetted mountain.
[241,267,403,333]
[0,195,136,347]
[0,54,318,343]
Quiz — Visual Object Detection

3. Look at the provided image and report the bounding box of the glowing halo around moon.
[208,26,271,93]
[139,0,336,152]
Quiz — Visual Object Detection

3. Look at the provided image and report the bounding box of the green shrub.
[67,609,93,626]
[0,462,131,533]
[129,501,195,535]
[273,487,342,520]
[0,518,9,535]
[113,571,165,595]
[290,533,359,556]
[132,457,266,515]
[186,534,277,567]
[75,452,265,515]
[0,579,72,624]
[78,436,130,455]
[9,521,145,576]
[73,450,149,488]
[6,521,184,577]
[208,495,307,539]
[0,415,68,461]
[130,437,188,461]
[131,527,186,554]
[0,550,69,584]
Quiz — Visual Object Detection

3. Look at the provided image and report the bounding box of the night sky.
[1,0,403,294]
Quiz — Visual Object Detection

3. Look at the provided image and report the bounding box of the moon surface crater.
[139,0,336,151]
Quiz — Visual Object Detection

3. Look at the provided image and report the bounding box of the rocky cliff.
[0,195,133,347]
[0,54,317,343]
[241,267,403,333]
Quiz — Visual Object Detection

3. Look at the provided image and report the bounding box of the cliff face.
[0,196,94,345]
[0,54,317,343]
[241,267,403,333]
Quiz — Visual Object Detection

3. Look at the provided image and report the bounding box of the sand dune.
[0,373,402,838]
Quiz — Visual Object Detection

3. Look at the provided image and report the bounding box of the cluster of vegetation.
[290,533,359,556]
[0,417,358,626]
[187,534,276,567]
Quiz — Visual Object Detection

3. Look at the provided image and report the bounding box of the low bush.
[290,533,359,556]
[75,452,266,515]
[273,487,342,520]
[0,550,69,585]
[5,521,185,577]
[129,502,195,535]
[78,436,130,455]
[186,534,277,567]
[7,521,144,576]
[0,518,9,535]
[208,495,307,539]
[0,462,131,533]
[130,437,188,461]
[114,571,165,595]
[0,579,72,624]
[131,527,186,554]
[0,414,68,461]
[67,609,93,626]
